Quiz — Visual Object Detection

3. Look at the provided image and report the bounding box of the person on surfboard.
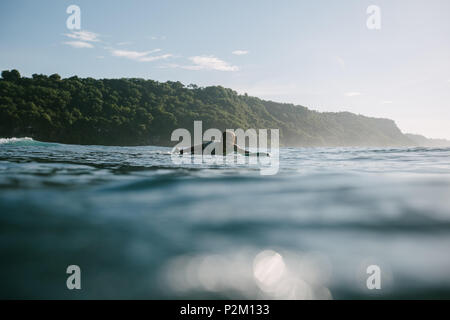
[175,131,270,156]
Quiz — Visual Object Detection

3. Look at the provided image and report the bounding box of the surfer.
[175,131,270,156]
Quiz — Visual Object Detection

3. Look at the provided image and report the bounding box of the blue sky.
[1,0,449,139]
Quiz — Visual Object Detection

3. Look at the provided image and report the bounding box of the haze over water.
[1,137,450,299]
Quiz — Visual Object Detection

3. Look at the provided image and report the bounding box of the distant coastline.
[1,70,449,148]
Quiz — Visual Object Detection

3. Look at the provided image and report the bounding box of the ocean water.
[1,137,450,299]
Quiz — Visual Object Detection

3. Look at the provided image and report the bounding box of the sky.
[1,0,449,139]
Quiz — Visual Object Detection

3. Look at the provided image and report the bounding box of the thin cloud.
[381,100,393,104]
[181,55,239,71]
[63,30,100,49]
[232,50,249,56]
[116,41,133,46]
[345,92,361,97]
[139,54,173,62]
[63,41,94,49]
[64,30,100,42]
[111,49,159,59]
[110,49,172,62]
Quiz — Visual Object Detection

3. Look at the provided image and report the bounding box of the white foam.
[0,137,35,144]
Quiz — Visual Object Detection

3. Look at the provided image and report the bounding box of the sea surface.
[1,137,450,299]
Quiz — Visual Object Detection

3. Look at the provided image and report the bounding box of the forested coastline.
[0,69,431,147]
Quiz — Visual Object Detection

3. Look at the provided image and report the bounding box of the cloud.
[345,92,361,97]
[110,49,172,62]
[116,41,133,46]
[232,50,249,56]
[181,55,239,71]
[139,54,173,62]
[64,30,100,42]
[381,100,393,104]
[63,30,100,49]
[63,41,94,49]
[111,49,159,59]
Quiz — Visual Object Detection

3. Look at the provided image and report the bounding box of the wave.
[0,137,55,146]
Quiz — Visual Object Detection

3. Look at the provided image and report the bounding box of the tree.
[50,74,61,81]
[1,69,21,82]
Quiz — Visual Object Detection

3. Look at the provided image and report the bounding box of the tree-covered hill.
[0,69,416,147]
[405,134,450,148]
